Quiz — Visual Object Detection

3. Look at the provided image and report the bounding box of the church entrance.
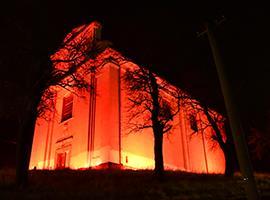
[56,152,66,169]
[55,137,72,169]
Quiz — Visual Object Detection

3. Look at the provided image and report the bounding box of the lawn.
[0,169,269,199]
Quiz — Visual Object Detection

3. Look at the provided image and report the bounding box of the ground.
[0,169,269,199]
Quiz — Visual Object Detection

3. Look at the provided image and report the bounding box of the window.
[189,114,198,132]
[61,95,73,122]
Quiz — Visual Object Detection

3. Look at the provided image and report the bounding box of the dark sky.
[0,1,270,166]
[37,3,270,118]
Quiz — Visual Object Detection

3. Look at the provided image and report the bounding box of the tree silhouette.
[15,22,112,186]
[183,97,236,176]
[123,65,181,176]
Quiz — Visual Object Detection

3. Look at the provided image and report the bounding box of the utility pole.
[198,17,260,200]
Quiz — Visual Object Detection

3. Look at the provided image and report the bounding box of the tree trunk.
[203,107,236,176]
[149,70,164,177]
[16,97,39,187]
[154,132,164,177]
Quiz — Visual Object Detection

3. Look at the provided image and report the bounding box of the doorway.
[56,152,67,169]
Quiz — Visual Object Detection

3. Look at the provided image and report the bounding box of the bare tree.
[183,97,236,177]
[15,23,112,186]
[123,65,181,177]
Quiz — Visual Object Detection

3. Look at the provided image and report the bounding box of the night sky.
[0,1,269,167]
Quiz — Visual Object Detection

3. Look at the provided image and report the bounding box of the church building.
[29,21,225,173]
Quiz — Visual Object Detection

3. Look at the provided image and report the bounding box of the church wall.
[197,114,225,173]
[163,113,185,170]
[107,63,121,163]
[30,118,50,169]
[92,65,111,165]
[30,61,225,173]
[118,62,223,172]
[29,20,225,173]
[120,63,156,169]
[30,82,92,169]
[179,107,225,174]
[91,63,121,166]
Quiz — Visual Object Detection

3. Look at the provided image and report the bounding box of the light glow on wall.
[29,21,225,174]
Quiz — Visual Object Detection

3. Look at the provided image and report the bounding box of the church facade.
[29,22,225,173]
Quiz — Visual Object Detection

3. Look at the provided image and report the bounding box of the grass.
[0,169,270,199]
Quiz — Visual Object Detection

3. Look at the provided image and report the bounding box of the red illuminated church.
[30,21,225,173]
